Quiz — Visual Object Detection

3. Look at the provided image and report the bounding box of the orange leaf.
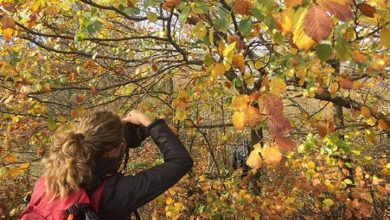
[328,82,339,94]
[339,77,352,89]
[3,28,13,41]
[274,136,297,151]
[378,119,388,131]
[285,0,302,7]
[276,7,294,36]
[352,50,366,63]
[162,0,180,10]
[245,106,262,127]
[304,6,332,42]
[233,0,252,16]
[249,91,260,102]
[232,53,245,72]
[5,155,16,163]
[231,95,250,111]
[232,111,245,130]
[360,106,371,118]
[358,3,376,18]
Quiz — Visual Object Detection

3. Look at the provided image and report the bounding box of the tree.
[0,0,389,218]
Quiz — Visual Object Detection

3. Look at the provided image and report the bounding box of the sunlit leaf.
[231,95,250,111]
[262,143,282,165]
[246,143,262,169]
[270,77,286,96]
[245,106,262,127]
[232,111,246,130]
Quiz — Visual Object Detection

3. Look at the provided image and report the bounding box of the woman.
[21,110,193,219]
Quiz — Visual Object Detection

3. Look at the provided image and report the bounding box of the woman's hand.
[121,110,153,127]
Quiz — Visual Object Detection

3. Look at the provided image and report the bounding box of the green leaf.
[86,20,103,34]
[123,7,140,15]
[344,178,353,185]
[250,8,264,21]
[335,37,351,60]
[178,6,191,23]
[238,19,252,36]
[316,44,332,62]
[47,117,57,130]
[215,18,229,32]
[273,31,283,45]
[8,50,19,66]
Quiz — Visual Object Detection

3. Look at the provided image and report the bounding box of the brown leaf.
[274,136,297,151]
[318,0,354,21]
[0,3,17,13]
[258,93,283,116]
[1,15,15,29]
[304,6,332,42]
[162,0,180,11]
[358,3,376,18]
[268,114,292,137]
[233,0,252,16]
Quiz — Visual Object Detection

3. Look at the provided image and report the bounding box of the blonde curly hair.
[43,111,124,199]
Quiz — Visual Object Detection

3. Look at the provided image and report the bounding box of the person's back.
[21,110,193,220]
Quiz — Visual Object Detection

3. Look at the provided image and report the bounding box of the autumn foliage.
[0,0,389,219]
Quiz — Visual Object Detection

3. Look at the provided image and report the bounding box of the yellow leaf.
[166,197,173,205]
[209,28,214,46]
[323,198,334,207]
[231,95,250,111]
[147,12,158,22]
[293,8,316,51]
[223,42,236,70]
[194,21,206,41]
[270,77,286,96]
[262,143,282,165]
[277,7,294,35]
[174,109,187,122]
[360,106,371,118]
[379,28,390,49]
[3,28,13,41]
[8,167,24,178]
[232,111,246,130]
[365,129,376,142]
[246,143,262,169]
[31,0,45,12]
[370,58,385,70]
[210,63,225,77]
[19,163,30,169]
[254,60,263,69]
[378,119,388,131]
[366,117,375,126]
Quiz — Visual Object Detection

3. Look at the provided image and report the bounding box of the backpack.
[20,176,109,220]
